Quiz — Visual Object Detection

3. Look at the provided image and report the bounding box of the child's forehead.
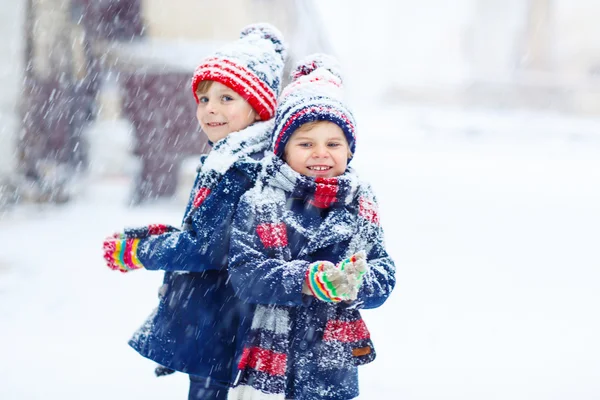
[291,121,346,139]
[197,81,236,95]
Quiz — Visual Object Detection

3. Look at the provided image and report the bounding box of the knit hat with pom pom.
[271,53,357,159]
[191,23,287,120]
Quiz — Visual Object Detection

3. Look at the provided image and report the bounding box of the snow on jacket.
[128,121,271,382]
[227,155,396,399]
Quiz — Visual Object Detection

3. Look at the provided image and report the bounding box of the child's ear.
[254,113,261,121]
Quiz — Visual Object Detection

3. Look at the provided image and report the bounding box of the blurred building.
[5,0,328,205]
[324,0,600,114]
[2,0,599,208]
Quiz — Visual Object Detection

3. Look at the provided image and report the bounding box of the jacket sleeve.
[135,229,220,272]
[228,195,310,306]
[354,194,396,309]
[355,230,396,309]
[135,162,258,273]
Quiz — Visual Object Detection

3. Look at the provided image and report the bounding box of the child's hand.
[102,224,177,273]
[303,261,354,302]
[102,233,144,273]
[336,251,369,301]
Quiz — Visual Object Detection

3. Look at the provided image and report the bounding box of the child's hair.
[271,54,357,161]
[195,80,213,96]
[293,120,321,133]
[191,23,287,121]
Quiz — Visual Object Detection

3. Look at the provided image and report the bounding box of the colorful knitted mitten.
[102,224,177,273]
[103,233,145,273]
[305,261,352,302]
[336,251,368,301]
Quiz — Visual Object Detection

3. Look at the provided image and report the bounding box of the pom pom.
[291,53,343,81]
[241,23,287,62]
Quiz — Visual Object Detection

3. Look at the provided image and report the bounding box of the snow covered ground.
[1,103,599,399]
[352,105,600,399]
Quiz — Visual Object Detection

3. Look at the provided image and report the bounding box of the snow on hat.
[271,53,356,159]
[191,23,287,120]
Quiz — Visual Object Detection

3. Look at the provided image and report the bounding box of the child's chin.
[204,129,232,142]
[304,170,335,178]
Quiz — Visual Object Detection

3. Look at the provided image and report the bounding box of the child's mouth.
[307,166,332,172]
[206,122,226,127]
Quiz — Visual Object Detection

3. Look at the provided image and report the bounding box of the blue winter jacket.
[228,194,396,399]
[128,156,260,382]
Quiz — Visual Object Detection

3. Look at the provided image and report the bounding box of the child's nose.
[312,145,329,158]
[205,100,218,114]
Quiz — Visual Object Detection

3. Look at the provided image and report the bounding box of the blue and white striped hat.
[271,54,356,159]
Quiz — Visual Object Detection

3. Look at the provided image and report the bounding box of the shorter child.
[227,54,396,400]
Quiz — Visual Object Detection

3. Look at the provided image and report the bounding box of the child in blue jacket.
[102,23,287,400]
[226,55,396,400]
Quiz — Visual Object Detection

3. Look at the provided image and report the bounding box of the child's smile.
[306,165,334,176]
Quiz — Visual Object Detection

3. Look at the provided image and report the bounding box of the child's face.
[196,81,260,143]
[283,121,350,178]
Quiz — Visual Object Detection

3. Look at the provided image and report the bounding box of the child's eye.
[328,142,341,148]
[299,142,312,148]
[198,96,209,103]
[222,95,234,102]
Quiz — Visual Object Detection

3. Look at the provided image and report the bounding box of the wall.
[0,2,24,174]
[316,0,600,114]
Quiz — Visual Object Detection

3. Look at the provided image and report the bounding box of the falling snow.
[2,1,600,400]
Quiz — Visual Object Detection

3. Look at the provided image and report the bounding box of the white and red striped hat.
[191,23,287,121]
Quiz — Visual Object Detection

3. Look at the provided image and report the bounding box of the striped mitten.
[336,251,368,301]
[304,261,352,302]
[102,233,145,273]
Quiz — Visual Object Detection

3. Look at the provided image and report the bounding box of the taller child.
[102,23,287,400]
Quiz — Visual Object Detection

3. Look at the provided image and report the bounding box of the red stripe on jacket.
[256,222,288,248]
[193,187,212,208]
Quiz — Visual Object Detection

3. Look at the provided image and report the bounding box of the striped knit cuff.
[305,262,343,302]
[123,224,178,239]
[112,238,145,273]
